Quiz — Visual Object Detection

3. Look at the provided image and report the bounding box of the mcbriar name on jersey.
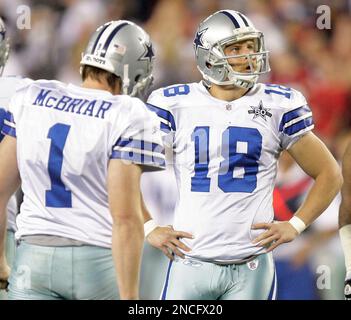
[128,303,223,317]
[32,88,112,119]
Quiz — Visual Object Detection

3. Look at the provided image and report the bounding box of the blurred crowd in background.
[1,0,351,300]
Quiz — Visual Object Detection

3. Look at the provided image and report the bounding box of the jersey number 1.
[46,123,72,208]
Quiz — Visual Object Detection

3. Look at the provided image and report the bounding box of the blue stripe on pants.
[267,267,277,300]
[161,260,173,300]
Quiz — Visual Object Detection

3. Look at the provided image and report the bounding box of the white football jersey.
[0,76,32,232]
[147,81,314,262]
[2,80,165,248]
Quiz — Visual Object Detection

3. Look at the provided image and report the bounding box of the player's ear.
[80,65,87,82]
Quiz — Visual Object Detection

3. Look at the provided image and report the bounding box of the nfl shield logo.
[247,259,259,270]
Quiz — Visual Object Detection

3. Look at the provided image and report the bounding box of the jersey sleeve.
[146,88,177,154]
[110,98,166,171]
[0,107,6,142]
[0,77,33,139]
[0,88,26,139]
[278,90,314,150]
[0,77,31,140]
[146,89,176,134]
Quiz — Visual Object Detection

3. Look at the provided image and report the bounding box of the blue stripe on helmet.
[100,22,129,58]
[238,12,250,27]
[91,22,112,54]
[220,11,240,28]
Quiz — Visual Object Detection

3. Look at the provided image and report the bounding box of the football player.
[145,10,342,299]
[0,17,31,298]
[0,20,164,300]
[339,142,351,300]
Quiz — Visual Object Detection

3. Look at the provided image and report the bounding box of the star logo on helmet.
[248,101,272,121]
[139,42,154,63]
[193,28,207,55]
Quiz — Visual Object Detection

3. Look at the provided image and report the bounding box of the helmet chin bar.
[0,38,10,76]
[203,72,257,89]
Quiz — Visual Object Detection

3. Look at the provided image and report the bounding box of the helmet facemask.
[204,32,270,89]
[0,25,10,76]
[120,62,154,99]
[128,74,154,100]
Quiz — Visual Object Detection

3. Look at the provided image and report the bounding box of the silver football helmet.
[194,10,270,89]
[0,18,10,76]
[80,20,154,97]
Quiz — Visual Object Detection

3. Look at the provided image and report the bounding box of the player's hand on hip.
[0,262,10,290]
[251,221,299,252]
[147,225,193,260]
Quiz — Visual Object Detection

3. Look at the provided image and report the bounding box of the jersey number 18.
[191,126,262,193]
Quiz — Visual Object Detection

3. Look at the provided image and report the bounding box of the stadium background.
[1,0,350,300]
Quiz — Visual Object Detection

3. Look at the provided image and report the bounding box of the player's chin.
[231,66,249,73]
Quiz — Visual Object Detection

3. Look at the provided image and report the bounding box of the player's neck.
[208,84,249,102]
[81,78,121,95]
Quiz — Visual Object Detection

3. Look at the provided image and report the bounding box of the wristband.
[144,219,158,238]
[288,216,307,234]
[340,225,351,274]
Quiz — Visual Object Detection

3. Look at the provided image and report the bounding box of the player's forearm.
[339,180,351,275]
[339,181,351,227]
[140,194,152,223]
[294,167,342,226]
[112,217,144,300]
[340,142,351,228]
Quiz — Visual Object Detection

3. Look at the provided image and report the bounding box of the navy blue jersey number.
[45,123,72,208]
[163,84,190,97]
[191,126,262,193]
[264,84,291,99]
